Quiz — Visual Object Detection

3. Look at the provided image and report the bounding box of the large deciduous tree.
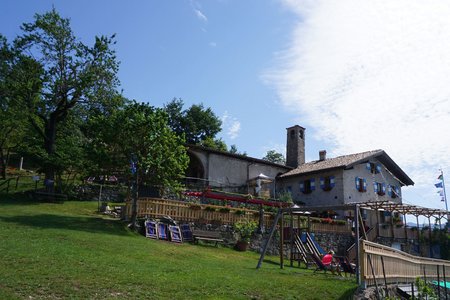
[86,101,189,189]
[13,9,120,183]
[86,101,189,227]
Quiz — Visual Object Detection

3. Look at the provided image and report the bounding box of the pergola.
[256,200,449,285]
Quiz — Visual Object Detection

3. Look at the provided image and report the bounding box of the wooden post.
[307,214,311,233]
[256,209,282,269]
[297,214,301,267]
[280,211,284,269]
[403,214,408,240]
[355,205,361,286]
[390,212,395,241]
[290,210,294,267]
[443,264,448,300]
[437,264,441,299]
[376,209,380,239]
[367,254,381,300]
[428,217,432,258]
[380,256,388,297]
[416,215,421,255]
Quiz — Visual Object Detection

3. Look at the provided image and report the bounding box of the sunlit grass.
[0,196,357,299]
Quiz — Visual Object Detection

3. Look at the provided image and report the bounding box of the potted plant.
[234,219,258,251]
[219,207,230,213]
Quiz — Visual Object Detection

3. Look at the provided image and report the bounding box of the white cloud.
[228,121,241,139]
[221,111,241,140]
[268,0,450,208]
[194,8,208,22]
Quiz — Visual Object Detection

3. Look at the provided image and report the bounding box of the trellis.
[256,200,448,288]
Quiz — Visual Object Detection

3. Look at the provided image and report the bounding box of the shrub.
[234,220,258,242]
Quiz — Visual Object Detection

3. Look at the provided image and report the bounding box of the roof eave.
[346,150,414,186]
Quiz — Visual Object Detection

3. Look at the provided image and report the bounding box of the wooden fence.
[125,197,274,226]
[361,240,450,287]
[125,198,353,234]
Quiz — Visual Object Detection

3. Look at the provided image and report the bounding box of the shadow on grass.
[0,213,132,236]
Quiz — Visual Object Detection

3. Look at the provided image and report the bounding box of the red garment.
[322,254,333,266]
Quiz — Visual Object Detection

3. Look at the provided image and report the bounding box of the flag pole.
[440,170,449,221]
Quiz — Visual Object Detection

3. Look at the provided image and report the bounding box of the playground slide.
[308,233,326,255]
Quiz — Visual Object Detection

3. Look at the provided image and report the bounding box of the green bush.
[234,219,258,242]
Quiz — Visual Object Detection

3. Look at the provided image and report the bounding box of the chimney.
[319,150,327,161]
[286,125,305,168]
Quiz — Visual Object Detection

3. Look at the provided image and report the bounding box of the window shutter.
[330,176,335,188]
[320,177,325,189]
[376,164,382,173]
[363,179,367,191]
[382,183,386,194]
[373,182,378,193]
[388,186,392,197]
[395,186,400,196]
[366,163,371,171]
[355,177,360,190]
[311,178,316,191]
[299,183,304,193]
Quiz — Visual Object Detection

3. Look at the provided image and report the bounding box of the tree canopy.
[85,101,189,189]
[262,150,285,165]
[0,35,32,178]
[164,98,222,146]
[12,8,121,182]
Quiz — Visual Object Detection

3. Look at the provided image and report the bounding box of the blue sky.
[2,0,450,218]
[1,0,303,157]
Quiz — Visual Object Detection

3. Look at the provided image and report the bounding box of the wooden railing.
[361,240,450,287]
[0,178,13,193]
[126,198,353,233]
[126,197,275,227]
[347,227,377,263]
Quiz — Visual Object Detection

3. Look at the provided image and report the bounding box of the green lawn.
[0,194,357,299]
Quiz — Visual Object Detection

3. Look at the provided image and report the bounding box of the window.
[366,162,381,174]
[388,185,399,199]
[355,177,367,192]
[373,182,385,196]
[300,179,315,194]
[320,176,335,191]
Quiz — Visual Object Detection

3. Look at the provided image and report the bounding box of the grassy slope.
[0,195,357,299]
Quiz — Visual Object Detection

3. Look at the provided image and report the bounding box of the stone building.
[280,125,414,223]
[186,125,414,221]
[186,144,291,195]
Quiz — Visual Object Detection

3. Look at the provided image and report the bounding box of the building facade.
[185,125,414,220]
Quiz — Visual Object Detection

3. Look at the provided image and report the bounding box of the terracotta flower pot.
[235,240,249,251]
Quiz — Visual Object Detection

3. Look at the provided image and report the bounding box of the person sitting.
[321,250,341,275]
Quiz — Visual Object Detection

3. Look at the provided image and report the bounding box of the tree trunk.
[0,150,6,180]
[130,171,139,229]
[43,117,57,191]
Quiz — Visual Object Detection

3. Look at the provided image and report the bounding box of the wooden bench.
[192,230,224,247]
[33,191,68,202]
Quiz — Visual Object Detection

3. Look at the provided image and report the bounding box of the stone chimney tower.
[286,125,305,168]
